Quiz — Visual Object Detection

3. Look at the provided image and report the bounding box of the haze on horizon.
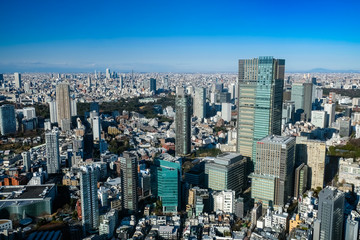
[0,0,359,73]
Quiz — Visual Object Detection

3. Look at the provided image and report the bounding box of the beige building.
[56,83,71,128]
[296,138,326,189]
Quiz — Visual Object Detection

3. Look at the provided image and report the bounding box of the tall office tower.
[56,83,71,129]
[236,56,284,164]
[22,151,31,172]
[250,135,295,207]
[14,72,21,89]
[212,190,235,213]
[120,152,138,213]
[311,110,327,128]
[149,78,156,93]
[119,75,124,88]
[316,187,345,240]
[296,139,326,189]
[49,100,57,123]
[163,75,169,90]
[294,163,308,199]
[105,68,111,80]
[229,83,238,101]
[71,98,77,116]
[0,104,16,135]
[339,117,352,137]
[205,153,247,196]
[282,101,295,125]
[152,156,181,213]
[291,82,313,121]
[175,87,191,156]
[345,215,359,240]
[87,76,92,87]
[193,87,206,119]
[221,103,232,122]
[92,116,101,142]
[45,130,60,174]
[80,165,99,234]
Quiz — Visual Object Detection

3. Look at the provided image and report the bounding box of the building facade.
[45,130,60,174]
[175,87,191,156]
[56,83,71,129]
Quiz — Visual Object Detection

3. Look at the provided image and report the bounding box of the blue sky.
[0,0,359,72]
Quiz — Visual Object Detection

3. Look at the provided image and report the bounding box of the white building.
[324,103,335,127]
[339,158,360,186]
[23,107,36,120]
[92,116,101,142]
[311,110,327,128]
[99,209,118,239]
[0,220,12,230]
[212,190,235,214]
[221,103,232,122]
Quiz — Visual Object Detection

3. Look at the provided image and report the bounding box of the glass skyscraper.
[175,87,191,156]
[236,56,284,166]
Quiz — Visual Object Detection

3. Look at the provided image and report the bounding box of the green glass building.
[236,56,284,166]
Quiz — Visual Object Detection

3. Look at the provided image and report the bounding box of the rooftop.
[0,184,55,200]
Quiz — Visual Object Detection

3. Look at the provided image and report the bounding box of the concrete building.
[212,190,235,213]
[339,117,352,137]
[324,103,336,127]
[99,209,118,239]
[14,72,21,89]
[316,187,345,240]
[221,103,232,122]
[291,82,313,121]
[339,158,360,186]
[0,105,16,135]
[250,135,296,207]
[251,202,262,227]
[49,100,57,123]
[92,116,101,142]
[294,163,308,199]
[296,139,326,189]
[282,101,295,124]
[175,87,191,156]
[193,87,206,119]
[80,165,99,234]
[205,153,247,195]
[56,83,71,129]
[236,56,284,165]
[120,152,138,213]
[23,107,36,120]
[345,215,359,240]
[311,110,327,128]
[22,151,31,172]
[45,130,60,174]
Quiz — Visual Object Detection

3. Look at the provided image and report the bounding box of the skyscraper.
[45,130,60,174]
[106,68,111,80]
[250,135,295,207]
[324,103,335,127]
[49,100,57,123]
[291,82,313,121]
[163,75,169,90]
[153,156,182,213]
[175,87,191,156]
[294,163,308,199]
[92,116,101,142]
[14,72,21,89]
[0,104,16,135]
[120,152,138,213]
[316,187,345,240]
[193,87,206,119]
[80,165,99,234]
[236,56,284,164]
[56,83,71,129]
[149,78,156,93]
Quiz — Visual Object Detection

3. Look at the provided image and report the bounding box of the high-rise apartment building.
[80,165,99,234]
[250,135,295,207]
[56,83,71,129]
[193,87,206,119]
[236,56,284,164]
[48,100,57,123]
[45,130,60,174]
[316,187,345,240]
[175,87,191,156]
[296,138,326,189]
[22,151,31,172]
[0,104,16,135]
[205,153,247,195]
[14,72,21,89]
[120,152,138,213]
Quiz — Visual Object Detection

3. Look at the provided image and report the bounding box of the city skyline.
[1,0,360,72]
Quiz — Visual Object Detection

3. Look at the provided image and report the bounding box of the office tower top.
[317,187,345,240]
[80,165,99,234]
[0,104,16,135]
[14,72,21,89]
[236,56,284,162]
[175,87,191,156]
[56,83,71,129]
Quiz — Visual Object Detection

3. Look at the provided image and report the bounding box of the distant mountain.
[308,68,360,73]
